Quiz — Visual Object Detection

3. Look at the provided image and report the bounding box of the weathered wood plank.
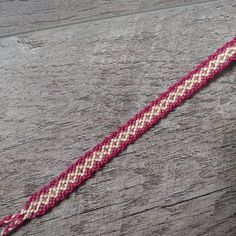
[0,0,236,235]
[0,0,218,38]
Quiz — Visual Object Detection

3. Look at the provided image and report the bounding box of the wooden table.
[0,0,235,235]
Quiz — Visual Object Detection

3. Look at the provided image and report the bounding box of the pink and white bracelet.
[1,36,236,236]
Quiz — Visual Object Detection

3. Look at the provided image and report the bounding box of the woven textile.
[1,36,236,236]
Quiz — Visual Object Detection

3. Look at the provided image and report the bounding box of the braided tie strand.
[1,36,236,236]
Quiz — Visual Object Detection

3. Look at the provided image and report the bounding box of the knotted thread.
[1,36,236,236]
[0,214,24,236]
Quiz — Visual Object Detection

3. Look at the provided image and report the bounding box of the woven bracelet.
[1,36,236,236]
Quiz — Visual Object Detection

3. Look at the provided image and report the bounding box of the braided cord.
[1,36,236,236]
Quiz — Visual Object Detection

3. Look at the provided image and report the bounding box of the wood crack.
[161,185,233,208]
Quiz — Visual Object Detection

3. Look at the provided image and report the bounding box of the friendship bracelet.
[1,36,236,236]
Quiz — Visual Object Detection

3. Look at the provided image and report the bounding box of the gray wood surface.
[0,0,218,38]
[0,0,236,235]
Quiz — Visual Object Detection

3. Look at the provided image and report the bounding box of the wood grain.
[0,0,236,235]
[0,0,218,38]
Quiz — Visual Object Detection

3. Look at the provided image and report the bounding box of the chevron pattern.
[1,37,236,236]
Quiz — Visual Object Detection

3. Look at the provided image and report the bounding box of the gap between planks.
[0,0,223,40]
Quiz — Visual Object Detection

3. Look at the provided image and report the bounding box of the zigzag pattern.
[1,36,236,236]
